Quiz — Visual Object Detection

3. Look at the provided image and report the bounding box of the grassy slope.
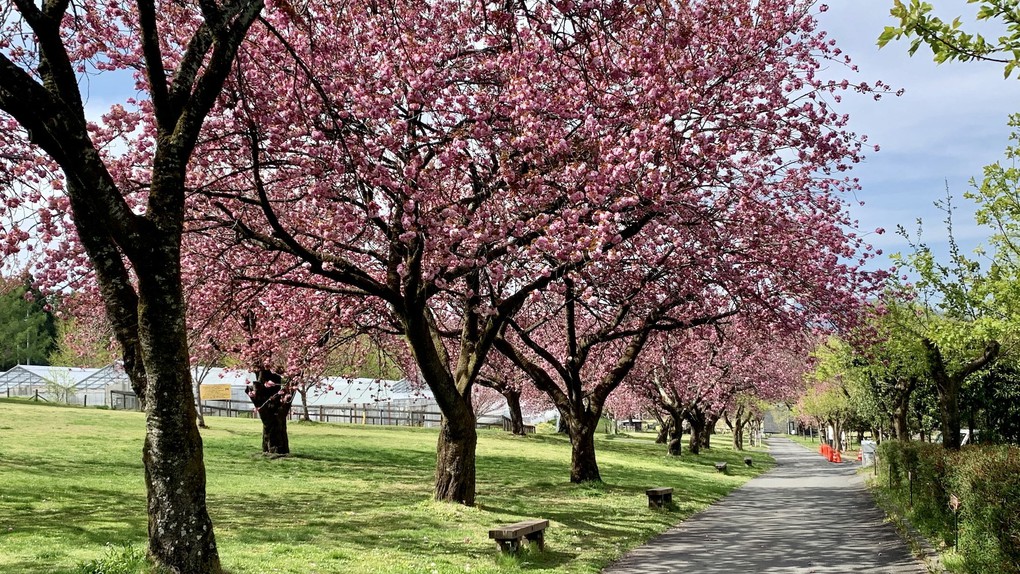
[0,400,772,574]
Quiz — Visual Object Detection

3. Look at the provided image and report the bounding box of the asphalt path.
[602,437,926,574]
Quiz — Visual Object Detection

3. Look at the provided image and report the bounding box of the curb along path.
[603,437,926,574]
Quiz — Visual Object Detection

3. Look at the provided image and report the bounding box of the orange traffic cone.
[856,450,863,462]
[832,450,842,463]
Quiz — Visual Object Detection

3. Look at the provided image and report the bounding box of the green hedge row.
[876,440,1020,574]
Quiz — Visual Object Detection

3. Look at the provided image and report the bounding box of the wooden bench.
[744,457,753,467]
[488,519,549,553]
[646,487,673,509]
[714,462,728,473]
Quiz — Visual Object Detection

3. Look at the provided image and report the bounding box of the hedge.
[876,440,1020,574]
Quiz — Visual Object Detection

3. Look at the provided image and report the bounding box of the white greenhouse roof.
[0,364,126,390]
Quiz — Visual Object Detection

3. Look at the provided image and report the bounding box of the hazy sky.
[815,1,1020,269]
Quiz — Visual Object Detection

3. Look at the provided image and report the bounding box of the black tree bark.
[478,377,526,436]
[247,369,294,456]
[687,407,706,455]
[656,417,671,445]
[137,249,220,574]
[435,411,478,504]
[891,376,918,440]
[504,388,526,436]
[567,416,601,482]
[702,412,719,450]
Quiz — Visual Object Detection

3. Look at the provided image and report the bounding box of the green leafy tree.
[0,276,57,370]
[893,199,1011,449]
[967,358,1020,443]
[880,0,1020,78]
[849,299,931,439]
[800,339,858,451]
[881,6,1020,444]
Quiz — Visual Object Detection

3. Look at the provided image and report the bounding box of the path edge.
[864,475,945,574]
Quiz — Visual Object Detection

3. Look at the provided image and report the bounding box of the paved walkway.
[603,438,926,574]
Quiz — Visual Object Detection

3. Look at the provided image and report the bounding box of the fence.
[4,385,111,408]
[108,394,446,428]
[49,391,535,433]
[291,403,444,427]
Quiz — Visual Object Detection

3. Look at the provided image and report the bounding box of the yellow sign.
[200,384,233,401]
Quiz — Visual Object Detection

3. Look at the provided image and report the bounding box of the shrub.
[950,446,1020,574]
[878,440,954,543]
[875,441,1020,574]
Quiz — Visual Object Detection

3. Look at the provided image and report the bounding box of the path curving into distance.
[603,437,926,574]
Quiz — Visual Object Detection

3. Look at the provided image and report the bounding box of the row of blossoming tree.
[1,1,888,572]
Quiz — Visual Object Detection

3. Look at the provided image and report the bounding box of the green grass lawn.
[0,399,772,574]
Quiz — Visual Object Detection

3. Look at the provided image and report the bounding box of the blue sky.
[815,1,1020,269]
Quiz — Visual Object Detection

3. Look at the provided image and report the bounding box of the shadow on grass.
[0,485,146,546]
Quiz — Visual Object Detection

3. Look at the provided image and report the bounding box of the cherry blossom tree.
[493,155,879,477]
[172,0,887,498]
[493,237,739,480]
[0,1,263,571]
[184,245,354,454]
[639,321,818,456]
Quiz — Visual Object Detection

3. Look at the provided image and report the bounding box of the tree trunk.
[892,404,910,440]
[434,410,478,505]
[193,379,207,429]
[937,388,962,449]
[687,409,705,455]
[701,412,718,450]
[568,417,601,483]
[923,338,999,450]
[667,411,683,456]
[733,415,745,451]
[503,388,526,436]
[247,370,293,456]
[656,418,671,444]
[892,376,917,441]
[259,408,290,455]
[137,256,220,574]
[298,387,311,422]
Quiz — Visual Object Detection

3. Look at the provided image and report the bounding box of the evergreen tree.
[0,276,57,370]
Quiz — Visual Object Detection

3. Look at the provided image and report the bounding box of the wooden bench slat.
[488,519,549,539]
[645,487,673,495]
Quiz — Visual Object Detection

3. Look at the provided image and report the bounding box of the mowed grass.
[0,399,773,574]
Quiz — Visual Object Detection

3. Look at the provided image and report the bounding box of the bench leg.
[525,530,545,551]
[648,495,667,509]
[496,538,521,553]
